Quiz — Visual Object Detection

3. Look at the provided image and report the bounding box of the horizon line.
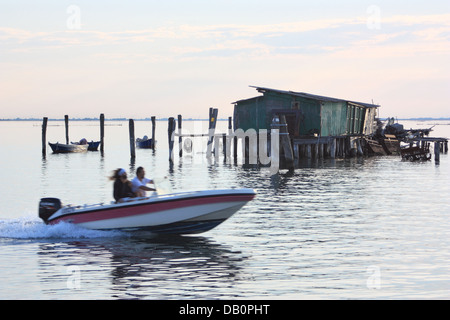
[1,117,450,121]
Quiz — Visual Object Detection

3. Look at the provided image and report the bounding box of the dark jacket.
[113,179,134,202]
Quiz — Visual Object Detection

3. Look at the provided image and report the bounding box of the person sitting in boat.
[131,166,156,198]
[111,168,135,203]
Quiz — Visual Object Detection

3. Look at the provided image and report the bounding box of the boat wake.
[0,216,127,240]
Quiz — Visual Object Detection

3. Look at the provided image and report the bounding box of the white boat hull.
[42,189,256,235]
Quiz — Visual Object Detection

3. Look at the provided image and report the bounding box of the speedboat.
[38,188,256,235]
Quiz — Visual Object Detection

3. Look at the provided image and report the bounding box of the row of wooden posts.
[129,116,156,158]
[166,112,335,168]
[39,111,371,166]
[268,115,368,169]
[167,108,238,161]
[41,111,447,167]
[133,111,370,165]
[41,110,230,160]
[41,114,105,155]
[132,108,226,160]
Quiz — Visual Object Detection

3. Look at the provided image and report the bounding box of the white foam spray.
[0,216,127,239]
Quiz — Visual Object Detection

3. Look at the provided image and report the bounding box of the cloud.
[2,12,450,60]
[382,14,450,26]
[166,13,450,59]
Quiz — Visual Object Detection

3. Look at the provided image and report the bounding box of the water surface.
[0,120,449,299]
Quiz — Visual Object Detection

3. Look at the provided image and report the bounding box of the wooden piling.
[42,117,48,155]
[226,117,233,158]
[151,116,156,149]
[178,114,182,157]
[336,138,340,157]
[243,136,250,164]
[168,117,176,161]
[65,115,69,144]
[279,115,294,168]
[207,108,218,157]
[293,144,299,161]
[100,113,105,152]
[434,141,440,163]
[222,134,227,158]
[233,136,238,162]
[232,116,238,162]
[129,119,136,158]
[335,138,340,157]
[343,138,347,157]
[356,138,363,156]
[330,138,336,159]
[306,144,312,159]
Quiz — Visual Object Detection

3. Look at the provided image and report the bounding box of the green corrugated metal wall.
[262,92,322,135]
[320,101,347,136]
[262,91,292,128]
[234,97,265,131]
[234,92,370,136]
[295,97,321,136]
[346,104,366,135]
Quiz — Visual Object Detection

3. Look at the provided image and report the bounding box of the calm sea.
[0,119,449,300]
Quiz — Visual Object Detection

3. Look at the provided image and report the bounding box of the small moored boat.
[136,136,155,149]
[49,142,88,153]
[38,188,256,235]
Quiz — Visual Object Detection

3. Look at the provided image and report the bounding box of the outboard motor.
[39,198,62,224]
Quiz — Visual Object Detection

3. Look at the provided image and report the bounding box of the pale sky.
[1,0,449,119]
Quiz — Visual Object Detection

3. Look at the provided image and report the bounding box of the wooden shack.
[233,86,379,137]
[233,86,380,161]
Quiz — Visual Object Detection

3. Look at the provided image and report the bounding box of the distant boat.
[136,136,155,149]
[71,138,101,151]
[49,142,88,153]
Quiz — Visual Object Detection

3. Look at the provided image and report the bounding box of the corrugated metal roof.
[233,86,380,108]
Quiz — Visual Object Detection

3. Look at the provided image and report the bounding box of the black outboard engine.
[39,198,62,224]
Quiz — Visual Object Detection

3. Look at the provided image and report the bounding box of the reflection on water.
[36,235,247,299]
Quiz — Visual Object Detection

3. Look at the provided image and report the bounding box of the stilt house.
[233,86,379,138]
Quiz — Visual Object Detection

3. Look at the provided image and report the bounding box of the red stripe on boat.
[49,194,254,225]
